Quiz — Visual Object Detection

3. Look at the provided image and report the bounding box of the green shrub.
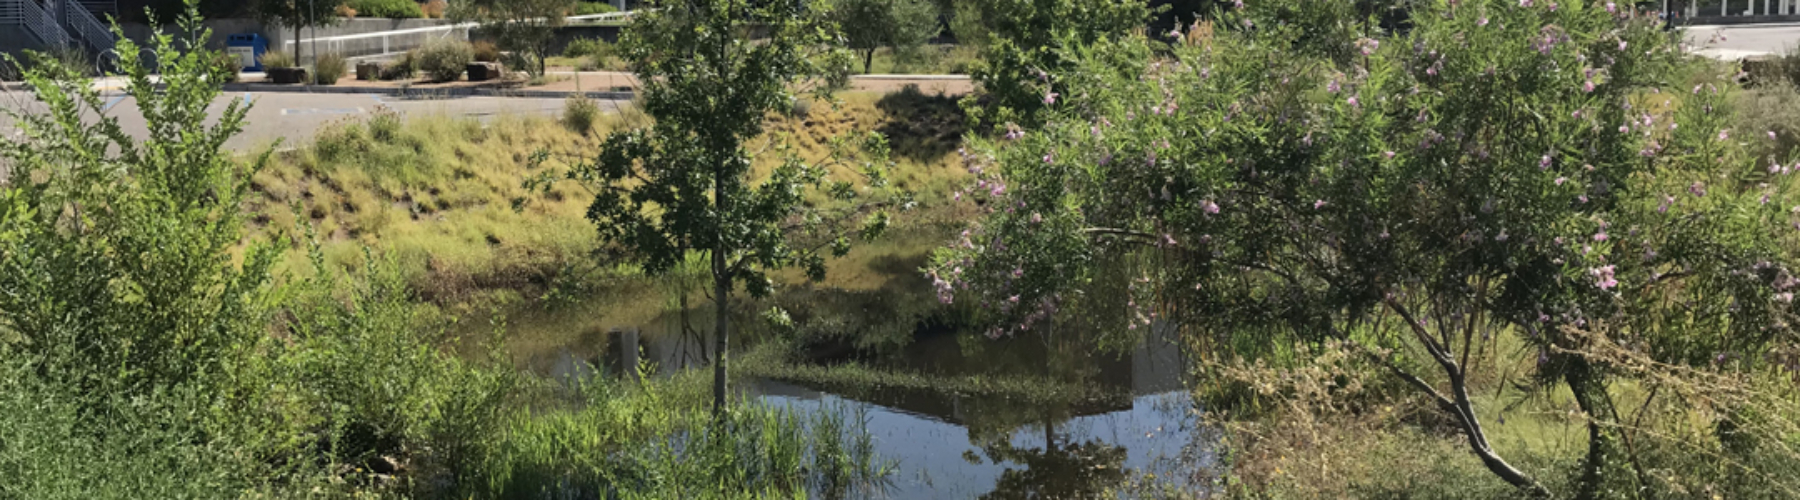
[562,94,599,134]
[259,49,295,69]
[346,0,423,18]
[562,37,612,59]
[573,1,617,15]
[416,38,473,82]
[381,50,419,80]
[312,52,347,84]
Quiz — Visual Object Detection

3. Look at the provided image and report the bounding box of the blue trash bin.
[226,33,268,72]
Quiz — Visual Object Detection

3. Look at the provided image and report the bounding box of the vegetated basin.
[508,305,1217,498]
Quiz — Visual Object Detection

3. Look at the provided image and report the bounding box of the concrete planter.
[357,62,385,81]
[467,62,505,82]
[267,67,309,84]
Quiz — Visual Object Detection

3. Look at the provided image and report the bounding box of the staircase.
[1,0,117,58]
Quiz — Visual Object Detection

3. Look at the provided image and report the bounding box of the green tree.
[933,0,1800,495]
[959,0,1150,129]
[831,0,941,74]
[249,0,343,63]
[456,0,577,77]
[574,0,900,413]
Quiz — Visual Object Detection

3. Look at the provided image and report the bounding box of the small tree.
[934,0,1800,496]
[250,0,343,63]
[574,0,898,413]
[456,0,577,77]
[831,0,940,74]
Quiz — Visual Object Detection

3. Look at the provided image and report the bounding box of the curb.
[218,83,635,100]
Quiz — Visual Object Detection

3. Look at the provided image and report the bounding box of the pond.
[495,298,1218,498]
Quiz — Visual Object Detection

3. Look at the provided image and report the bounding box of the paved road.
[1684,23,1800,59]
[0,89,622,152]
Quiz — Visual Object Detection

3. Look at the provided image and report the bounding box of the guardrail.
[62,0,116,53]
[5,0,72,47]
[280,10,639,61]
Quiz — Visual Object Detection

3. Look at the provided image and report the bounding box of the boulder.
[466,62,505,82]
[356,61,385,81]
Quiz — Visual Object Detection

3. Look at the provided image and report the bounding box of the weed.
[260,50,296,70]
[312,52,347,85]
[563,95,601,134]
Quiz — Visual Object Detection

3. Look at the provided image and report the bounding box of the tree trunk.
[294,23,302,64]
[1566,357,1632,499]
[711,202,729,415]
[863,48,874,74]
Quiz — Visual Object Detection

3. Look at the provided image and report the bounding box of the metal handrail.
[62,1,116,53]
[12,0,72,47]
[277,10,644,58]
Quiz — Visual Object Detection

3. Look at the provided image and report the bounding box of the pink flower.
[1658,195,1673,213]
[1347,96,1360,107]
[1583,81,1595,93]
[1203,200,1220,214]
[1043,92,1059,105]
[1555,176,1568,185]
[1519,0,1531,6]
[1327,79,1341,93]
[1478,16,1489,26]
[1606,1,1616,12]
[1594,231,1608,242]
[1689,181,1706,197]
[1540,154,1552,169]
[1008,295,1020,303]
[1384,151,1396,159]
[1778,292,1795,303]
[1591,265,1618,290]
[1619,40,1627,51]
[1043,153,1054,164]
[1314,199,1327,209]
[1162,234,1178,246]
[1030,212,1042,223]
[1719,129,1730,141]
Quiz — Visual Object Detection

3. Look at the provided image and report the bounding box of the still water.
[512,311,1216,498]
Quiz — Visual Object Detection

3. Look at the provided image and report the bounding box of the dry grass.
[243,91,970,308]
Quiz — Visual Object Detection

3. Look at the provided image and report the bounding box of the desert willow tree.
[931,0,1800,496]
[573,0,900,413]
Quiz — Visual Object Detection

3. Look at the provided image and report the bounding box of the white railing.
[63,0,115,52]
[280,10,641,61]
[1680,0,1800,17]
[5,0,72,47]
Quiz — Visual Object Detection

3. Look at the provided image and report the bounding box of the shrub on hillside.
[417,39,473,82]
[573,1,615,15]
[346,0,422,18]
[562,95,599,134]
[422,0,447,18]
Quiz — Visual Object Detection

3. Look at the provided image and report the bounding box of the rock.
[466,62,505,82]
[357,61,385,81]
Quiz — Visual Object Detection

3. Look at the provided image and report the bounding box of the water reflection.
[525,319,1211,498]
[751,379,1205,499]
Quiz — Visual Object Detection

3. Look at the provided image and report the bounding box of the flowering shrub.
[933,0,1800,494]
